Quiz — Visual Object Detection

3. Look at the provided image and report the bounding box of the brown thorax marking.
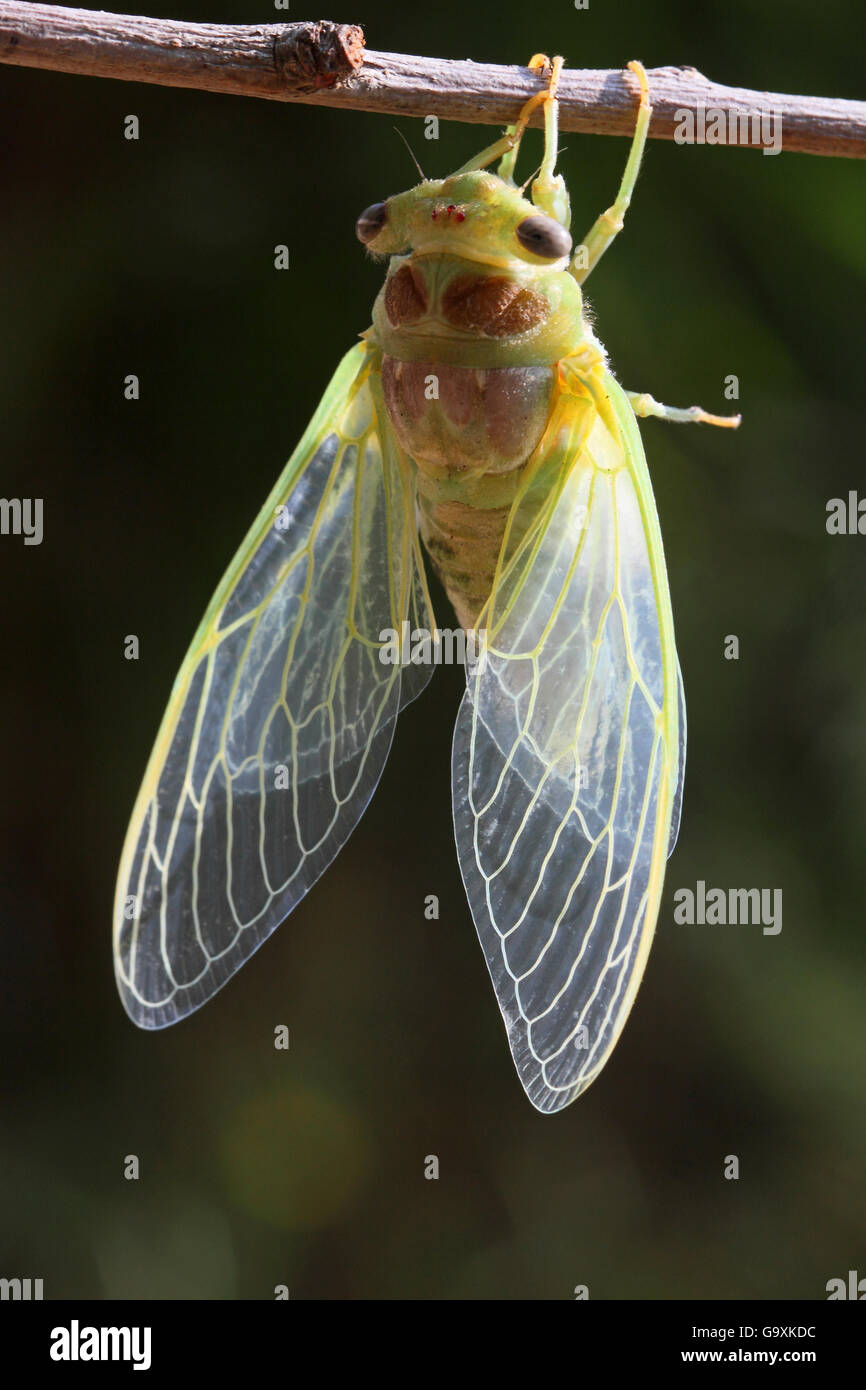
[384,264,428,326]
[441,275,548,337]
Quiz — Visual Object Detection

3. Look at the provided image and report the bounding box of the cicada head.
[356,171,572,271]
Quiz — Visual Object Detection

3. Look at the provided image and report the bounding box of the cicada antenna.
[393,128,427,181]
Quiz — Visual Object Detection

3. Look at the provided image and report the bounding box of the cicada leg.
[571,60,652,286]
[627,391,742,429]
[523,56,571,229]
[453,53,563,186]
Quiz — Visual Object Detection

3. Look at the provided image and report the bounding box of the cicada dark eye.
[356,202,388,244]
[515,214,572,260]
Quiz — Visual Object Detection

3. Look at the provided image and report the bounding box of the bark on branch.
[1,3,864,158]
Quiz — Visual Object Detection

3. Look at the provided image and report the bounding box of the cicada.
[114,57,739,1112]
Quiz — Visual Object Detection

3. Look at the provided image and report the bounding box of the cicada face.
[357,170,572,266]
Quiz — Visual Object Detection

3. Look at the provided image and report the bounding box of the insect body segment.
[115,56,738,1110]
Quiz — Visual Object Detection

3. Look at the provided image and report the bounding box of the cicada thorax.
[373,249,583,629]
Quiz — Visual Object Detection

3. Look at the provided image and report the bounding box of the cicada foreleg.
[453,53,564,195]
[570,60,652,286]
[525,56,571,230]
[627,391,742,429]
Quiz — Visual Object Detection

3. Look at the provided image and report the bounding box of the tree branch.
[1,3,864,158]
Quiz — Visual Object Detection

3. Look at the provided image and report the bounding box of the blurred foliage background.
[1,0,864,1299]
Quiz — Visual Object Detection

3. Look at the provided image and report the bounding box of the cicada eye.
[356,202,388,244]
[515,214,572,260]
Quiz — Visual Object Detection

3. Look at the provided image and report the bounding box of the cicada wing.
[668,656,687,858]
[115,341,434,1028]
[452,362,680,1113]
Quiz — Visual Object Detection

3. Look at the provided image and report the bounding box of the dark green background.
[1,0,864,1299]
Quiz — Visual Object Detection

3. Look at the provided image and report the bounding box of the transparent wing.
[452,361,680,1113]
[668,656,686,857]
[115,341,433,1027]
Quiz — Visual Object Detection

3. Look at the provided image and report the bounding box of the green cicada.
[114,57,738,1112]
